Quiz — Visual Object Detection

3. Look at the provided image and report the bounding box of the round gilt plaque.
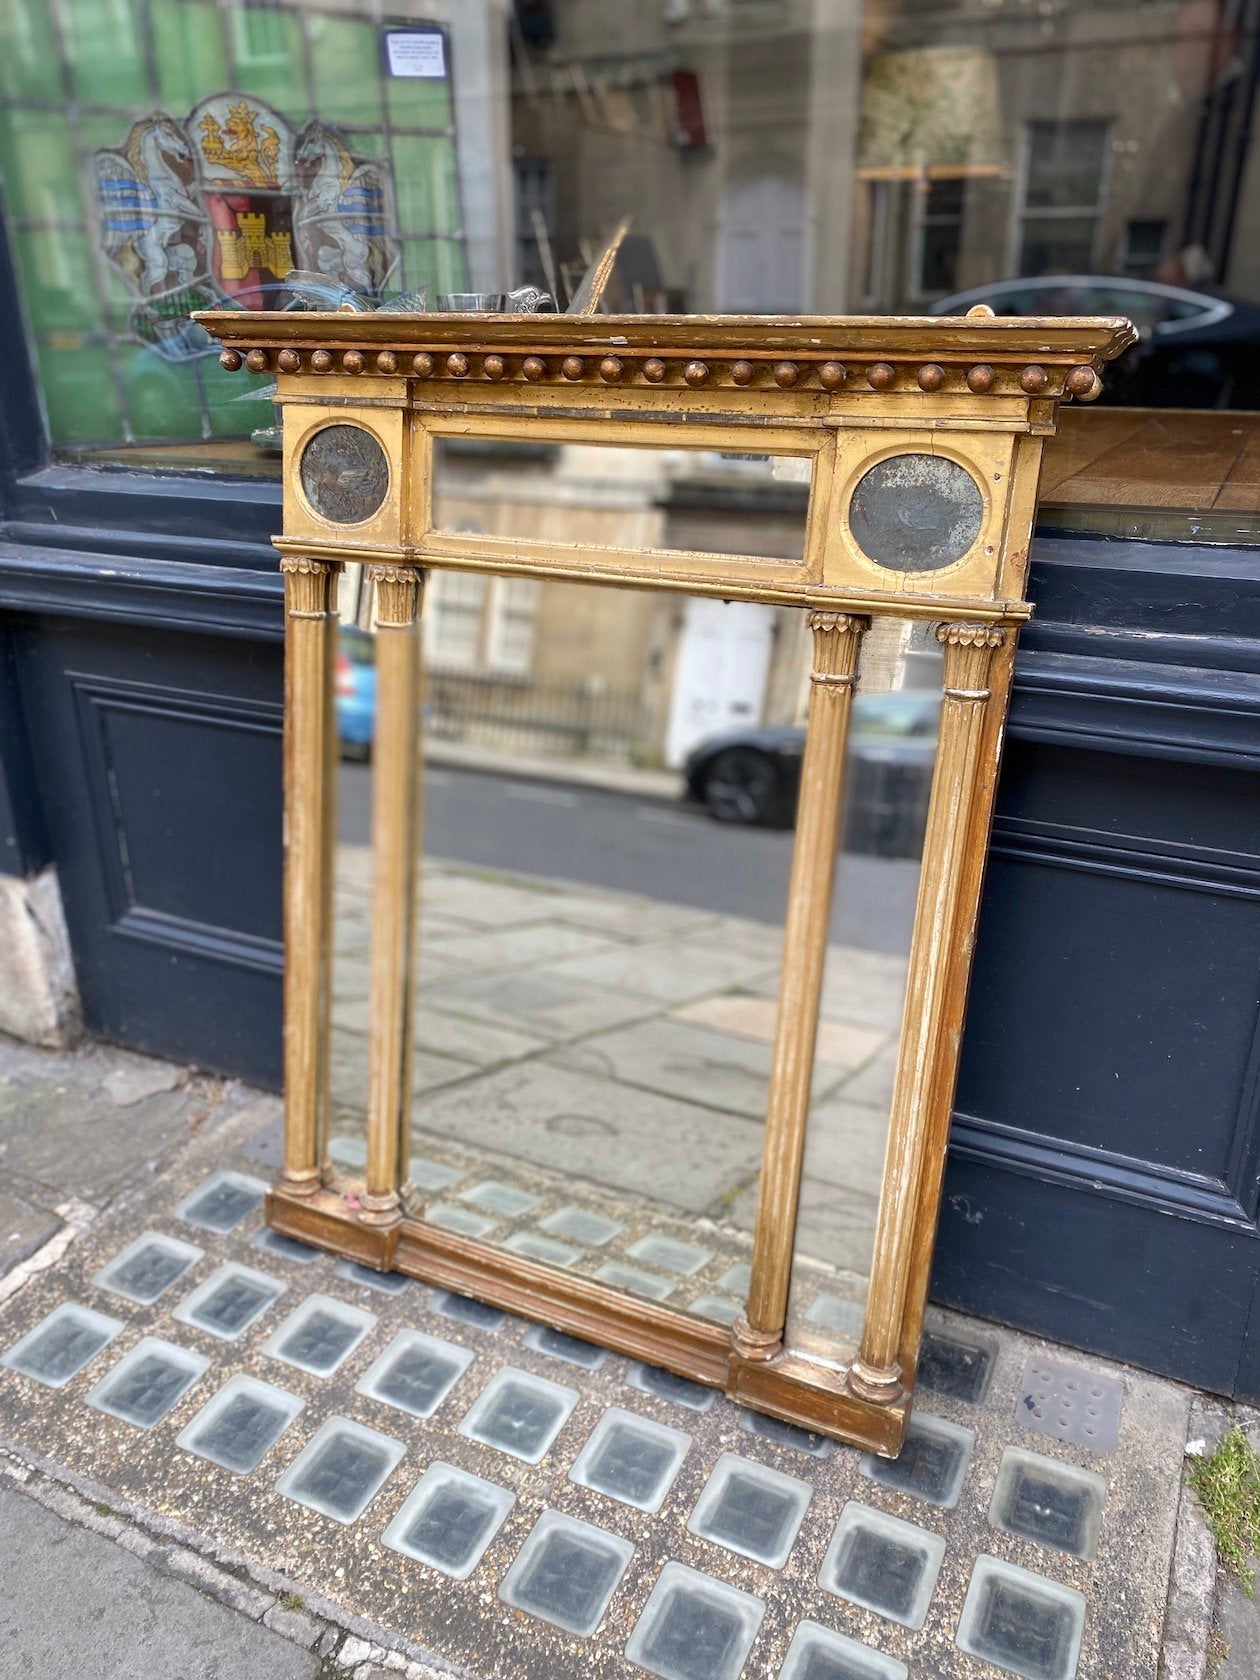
[299,424,389,525]
[848,453,983,572]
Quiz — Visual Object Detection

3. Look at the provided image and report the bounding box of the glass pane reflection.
[784,618,942,1366]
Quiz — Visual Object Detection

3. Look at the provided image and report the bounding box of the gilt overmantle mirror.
[202,307,1133,1455]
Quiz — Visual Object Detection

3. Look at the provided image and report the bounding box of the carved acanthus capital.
[368,563,426,628]
[280,555,342,618]
[807,611,868,690]
[937,621,1009,700]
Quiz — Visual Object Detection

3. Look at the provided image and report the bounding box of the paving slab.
[552,1015,850,1117]
[0,1482,319,1679]
[407,1060,763,1214]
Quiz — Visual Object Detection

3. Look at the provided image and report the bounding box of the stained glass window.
[0,0,466,455]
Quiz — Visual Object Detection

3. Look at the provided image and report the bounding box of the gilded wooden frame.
[201,308,1134,1454]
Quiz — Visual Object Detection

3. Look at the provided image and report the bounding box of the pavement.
[0,859,1249,1680]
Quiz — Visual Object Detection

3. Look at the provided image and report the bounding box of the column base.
[278,1167,322,1199]
[357,1190,403,1228]
[846,1355,905,1406]
[731,1315,782,1363]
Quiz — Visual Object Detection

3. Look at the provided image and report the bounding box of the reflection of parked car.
[336,625,376,759]
[684,690,941,851]
[931,276,1260,409]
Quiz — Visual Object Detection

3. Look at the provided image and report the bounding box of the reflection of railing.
[425,666,652,760]
[845,758,933,860]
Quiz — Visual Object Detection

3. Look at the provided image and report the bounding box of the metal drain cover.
[1016,1355,1123,1452]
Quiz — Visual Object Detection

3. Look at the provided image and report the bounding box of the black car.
[684,690,941,854]
[931,276,1260,409]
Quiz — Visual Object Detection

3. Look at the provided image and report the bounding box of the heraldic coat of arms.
[94,95,398,362]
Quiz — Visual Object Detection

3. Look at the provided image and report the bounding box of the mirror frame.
[201,307,1134,1454]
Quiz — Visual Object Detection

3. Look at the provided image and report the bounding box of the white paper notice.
[385,31,446,78]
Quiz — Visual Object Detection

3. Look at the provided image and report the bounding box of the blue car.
[336,625,376,760]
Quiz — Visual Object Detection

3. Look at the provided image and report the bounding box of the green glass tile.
[121,342,206,440]
[385,63,453,132]
[0,109,80,224]
[391,135,461,235]
[152,0,229,109]
[400,238,439,295]
[14,229,100,333]
[37,344,126,447]
[201,356,273,438]
[0,3,63,101]
[61,0,150,107]
[227,7,307,117]
[435,237,467,294]
[307,16,383,127]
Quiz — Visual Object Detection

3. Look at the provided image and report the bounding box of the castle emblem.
[93,94,397,362]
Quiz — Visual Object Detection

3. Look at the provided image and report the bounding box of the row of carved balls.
[220,345,1102,399]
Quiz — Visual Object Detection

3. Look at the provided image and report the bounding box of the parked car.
[336,625,377,759]
[684,690,941,852]
[930,276,1260,409]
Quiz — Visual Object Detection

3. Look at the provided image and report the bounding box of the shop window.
[1016,120,1110,275]
[1122,219,1168,277]
[0,0,468,461]
[915,178,965,298]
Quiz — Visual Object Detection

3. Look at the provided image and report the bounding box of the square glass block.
[805,1293,866,1340]
[426,1203,497,1239]
[539,1206,623,1247]
[499,1509,633,1637]
[383,1461,514,1579]
[989,1448,1107,1562]
[459,1367,578,1463]
[411,1156,462,1192]
[594,1262,675,1302]
[86,1337,209,1429]
[2,1303,123,1388]
[569,1406,691,1513]
[919,1325,996,1405]
[524,1324,607,1370]
[328,1136,367,1170]
[251,1228,321,1265]
[779,1620,908,1680]
[460,1180,539,1218]
[276,1415,405,1524]
[431,1291,506,1331]
[819,1503,945,1631]
[92,1232,202,1305]
[715,1262,751,1297]
[356,1329,474,1419]
[739,1408,833,1459]
[503,1232,582,1268]
[627,1363,716,1412]
[176,1375,303,1474]
[691,1296,741,1326]
[333,1259,411,1296]
[858,1412,974,1510]
[956,1556,1086,1680]
[625,1235,712,1277]
[626,1561,764,1680]
[174,1170,267,1234]
[687,1452,812,1568]
[172,1263,284,1341]
[261,1294,376,1376]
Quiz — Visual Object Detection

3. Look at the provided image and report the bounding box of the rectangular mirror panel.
[784,619,942,1367]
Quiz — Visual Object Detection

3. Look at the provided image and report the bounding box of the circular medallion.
[848,453,983,572]
[299,424,388,525]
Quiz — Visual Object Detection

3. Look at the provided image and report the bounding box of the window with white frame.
[424,572,539,674]
[1016,120,1109,275]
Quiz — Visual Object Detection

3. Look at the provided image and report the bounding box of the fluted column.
[280,556,342,1197]
[360,563,425,1226]
[734,610,868,1363]
[849,622,1009,1403]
